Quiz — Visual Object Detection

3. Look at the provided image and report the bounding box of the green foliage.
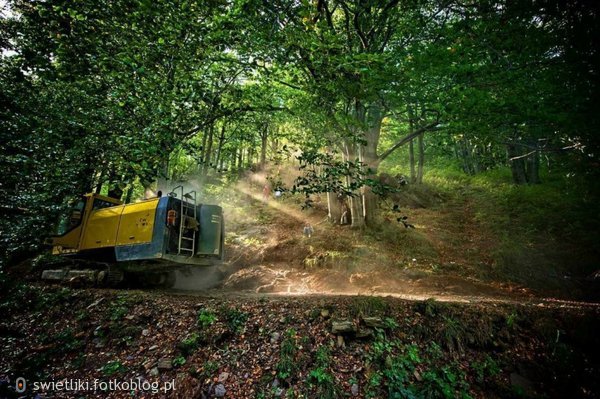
[441,315,466,354]
[421,366,472,399]
[472,355,501,384]
[179,333,200,357]
[222,307,249,333]
[351,296,388,317]
[197,309,217,329]
[365,331,472,399]
[384,317,400,330]
[48,328,84,353]
[277,328,298,380]
[108,296,129,321]
[308,347,340,399]
[34,287,73,311]
[506,312,518,330]
[201,360,219,378]
[172,356,186,368]
[101,360,126,376]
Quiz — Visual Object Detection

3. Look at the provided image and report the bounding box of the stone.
[331,320,356,334]
[218,372,229,383]
[142,329,150,336]
[149,367,159,377]
[270,332,280,344]
[321,309,330,318]
[356,328,373,339]
[149,345,159,351]
[157,358,172,371]
[413,370,422,382]
[351,383,359,396]
[272,378,280,388]
[362,317,385,328]
[337,335,345,348]
[214,383,226,397]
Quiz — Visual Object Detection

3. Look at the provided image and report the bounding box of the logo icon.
[15,377,26,393]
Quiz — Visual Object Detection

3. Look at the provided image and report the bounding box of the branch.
[509,150,537,161]
[378,120,440,162]
[503,142,583,153]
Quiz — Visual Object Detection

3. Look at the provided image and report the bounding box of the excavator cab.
[51,193,123,255]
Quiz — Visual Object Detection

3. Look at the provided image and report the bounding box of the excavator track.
[38,258,183,288]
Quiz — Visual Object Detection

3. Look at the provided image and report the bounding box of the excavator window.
[92,198,117,210]
[55,198,86,236]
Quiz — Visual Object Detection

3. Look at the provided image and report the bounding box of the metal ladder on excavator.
[170,186,197,257]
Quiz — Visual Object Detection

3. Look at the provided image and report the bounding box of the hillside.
[207,167,598,303]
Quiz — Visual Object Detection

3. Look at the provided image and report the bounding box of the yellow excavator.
[44,186,224,287]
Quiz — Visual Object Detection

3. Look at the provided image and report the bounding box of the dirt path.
[202,179,599,306]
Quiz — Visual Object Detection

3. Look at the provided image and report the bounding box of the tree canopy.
[1,0,598,263]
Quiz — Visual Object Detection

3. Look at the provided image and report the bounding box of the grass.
[373,161,600,294]
[277,328,299,380]
[351,296,388,317]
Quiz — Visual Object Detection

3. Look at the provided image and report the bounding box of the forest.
[1,0,599,398]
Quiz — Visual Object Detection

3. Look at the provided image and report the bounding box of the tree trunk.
[94,168,106,194]
[460,140,470,174]
[327,192,342,224]
[507,143,528,184]
[237,148,244,170]
[349,192,364,228]
[472,144,481,174]
[416,133,424,184]
[124,185,134,204]
[107,185,123,200]
[526,147,541,184]
[407,108,416,183]
[200,128,208,167]
[260,123,268,168]
[247,144,254,169]
[214,123,226,172]
[203,124,215,176]
[409,139,416,183]
[106,168,123,200]
[359,102,383,227]
[343,141,365,228]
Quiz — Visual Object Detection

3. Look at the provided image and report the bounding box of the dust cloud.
[173,266,226,291]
